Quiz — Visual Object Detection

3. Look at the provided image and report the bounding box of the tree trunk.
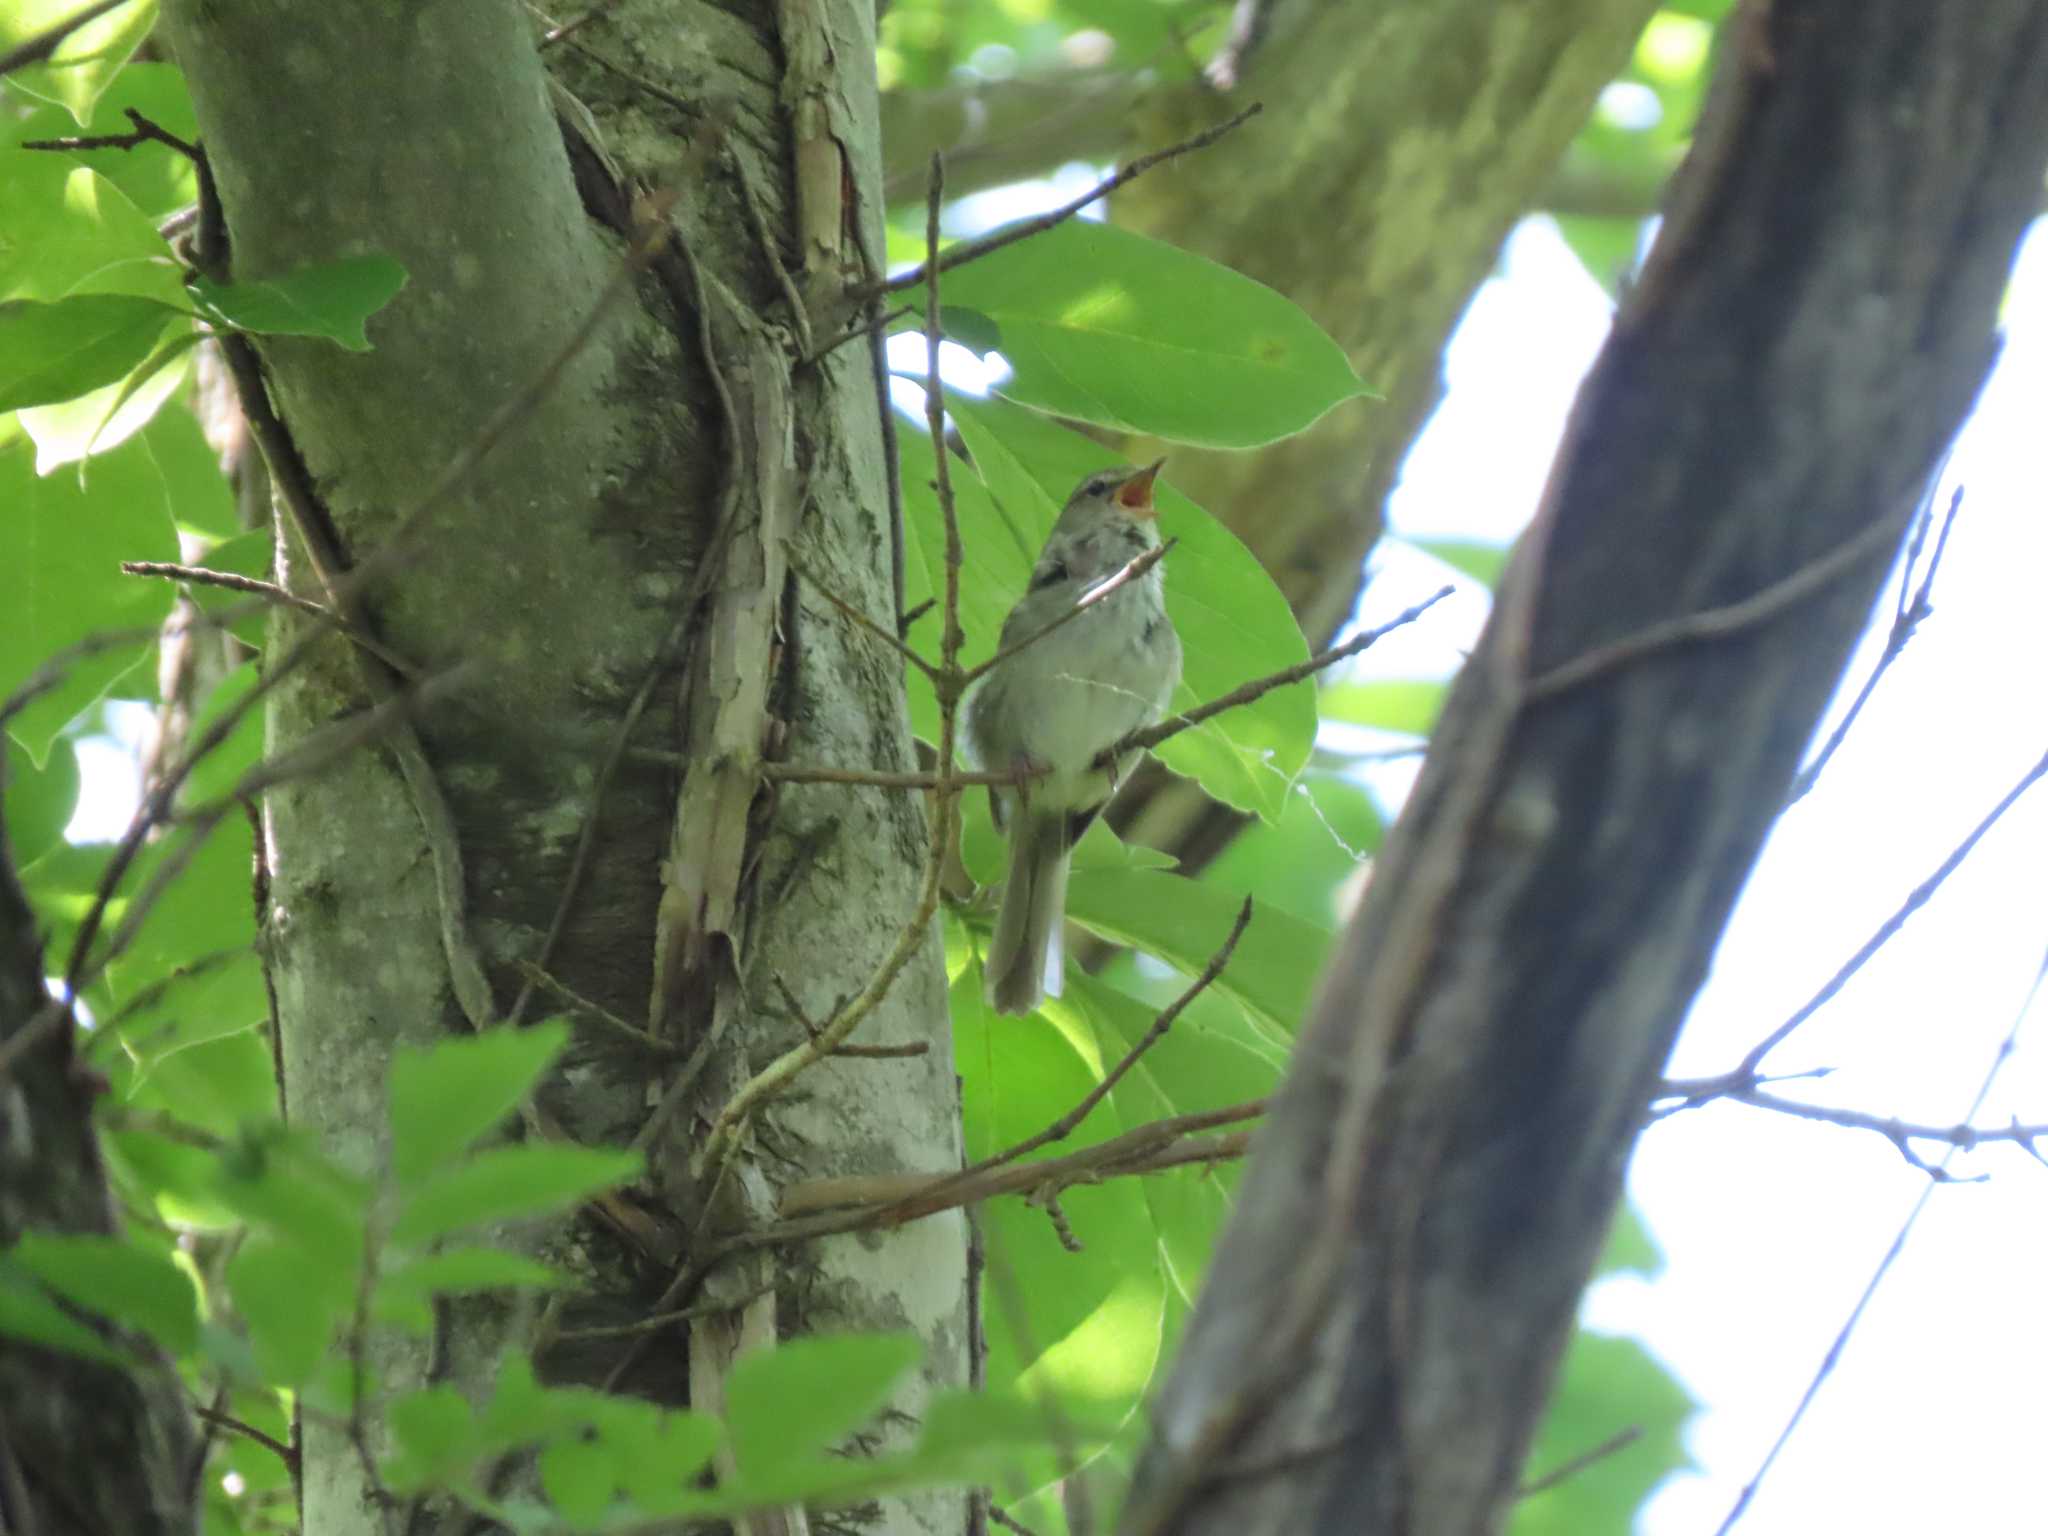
[1125,3,2048,1532]
[155,4,964,1533]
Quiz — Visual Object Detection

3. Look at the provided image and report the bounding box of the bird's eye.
[1083,475,1112,498]
[1029,558,1070,592]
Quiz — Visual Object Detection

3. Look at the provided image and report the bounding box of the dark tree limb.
[0,794,197,1531]
[1124,5,2048,1534]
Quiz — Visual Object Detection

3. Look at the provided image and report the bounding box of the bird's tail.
[984,811,1070,1016]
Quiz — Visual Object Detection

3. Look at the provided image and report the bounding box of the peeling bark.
[157,2,963,1532]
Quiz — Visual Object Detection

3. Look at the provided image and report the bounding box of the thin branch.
[1103,585,1454,764]
[764,1100,1264,1239]
[790,558,938,679]
[119,560,415,673]
[799,304,913,369]
[21,105,198,158]
[873,104,1264,299]
[1718,1086,2048,1176]
[1786,484,1962,805]
[513,960,676,1055]
[962,539,1176,688]
[1737,741,2048,1076]
[1524,509,1907,704]
[1519,1426,1643,1499]
[190,1405,296,1470]
[1714,946,2048,1536]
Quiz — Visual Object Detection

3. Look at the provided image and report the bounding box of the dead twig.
[873,104,1263,300]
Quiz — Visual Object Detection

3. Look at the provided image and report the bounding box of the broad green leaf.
[952,965,1165,1443]
[373,1247,569,1332]
[540,1434,617,1524]
[1058,972,1277,1305]
[187,254,408,351]
[211,1127,370,1261]
[1404,533,1512,589]
[946,395,1315,818]
[388,1020,571,1184]
[725,1333,923,1477]
[10,1231,198,1353]
[1064,869,1326,1035]
[0,0,158,122]
[0,292,179,411]
[0,157,181,305]
[1318,676,1448,738]
[3,733,78,863]
[0,1263,128,1363]
[18,326,198,470]
[904,220,1368,447]
[228,1235,354,1385]
[387,1386,483,1491]
[612,1409,721,1513]
[1201,769,1381,930]
[3,420,181,759]
[391,1143,641,1246]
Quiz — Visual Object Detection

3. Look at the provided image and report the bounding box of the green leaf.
[1403,534,1511,589]
[725,1334,923,1476]
[539,1434,617,1525]
[391,1144,641,1246]
[228,1236,354,1385]
[3,418,182,759]
[373,1248,569,1332]
[4,733,78,863]
[388,1021,571,1185]
[945,395,1316,818]
[1064,869,1327,1035]
[0,293,179,411]
[10,1231,198,1353]
[187,254,408,351]
[952,965,1166,1439]
[210,1128,370,1261]
[612,1409,721,1513]
[0,1262,128,1364]
[1318,676,1448,738]
[0,153,182,306]
[18,324,201,469]
[387,1386,483,1491]
[903,220,1369,447]
[1200,769,1381,930]
[0,0,159,123]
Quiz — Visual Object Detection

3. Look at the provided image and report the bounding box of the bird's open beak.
[1115,457,1166,517]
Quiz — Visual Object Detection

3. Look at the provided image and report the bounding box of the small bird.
[964,460,1183,1015]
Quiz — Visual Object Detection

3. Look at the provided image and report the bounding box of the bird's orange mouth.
[1116,458,1166,518]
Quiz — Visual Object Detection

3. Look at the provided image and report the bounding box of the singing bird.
[964,460,1183,1015]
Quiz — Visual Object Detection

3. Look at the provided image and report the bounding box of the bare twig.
[190,1405,296,1470]
[22,106,197,158]
[513,960,675,1055]
[1714,947,2048,1536]
[1713,1086,2048,1176]
[1103,585,1454,764]
[799,304,914,369]
[1519,1426,1643,1498]
[873,104,1263,299]
[1737,742,2048,1076]
[119,560,415,673]
[767,1100,1264,1237]
[790,558,938,679]
[1524,510,1907,704]
[1787,484,1962,805]
[963,539,1176,687]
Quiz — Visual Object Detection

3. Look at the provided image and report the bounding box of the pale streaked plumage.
[963,460,1183,1014]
